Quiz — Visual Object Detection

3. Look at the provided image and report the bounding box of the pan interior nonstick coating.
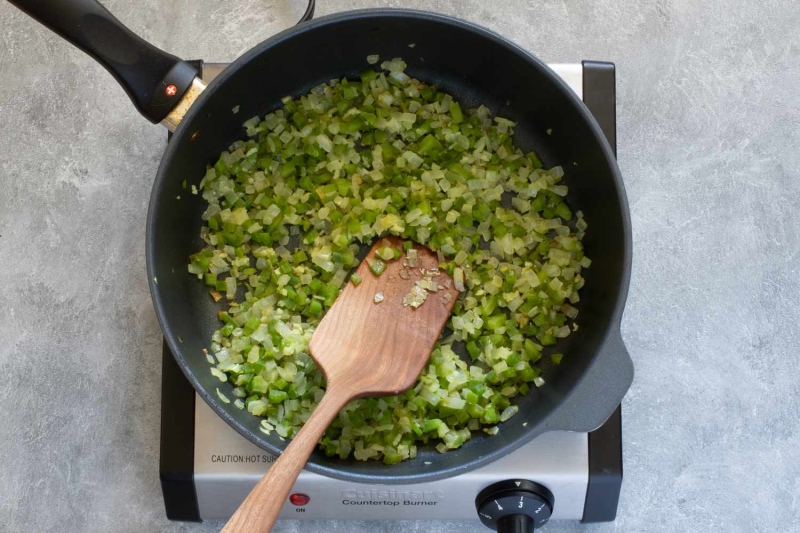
[147,10,628,483]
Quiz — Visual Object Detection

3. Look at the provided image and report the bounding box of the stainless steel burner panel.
[194,395,588,521]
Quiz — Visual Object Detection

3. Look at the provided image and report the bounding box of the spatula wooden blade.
[309,236,458,396]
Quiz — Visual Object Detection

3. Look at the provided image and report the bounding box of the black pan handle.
[547,329,633,432]
[6,0,197,124]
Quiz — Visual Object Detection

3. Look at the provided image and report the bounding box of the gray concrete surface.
[1,0,799,531]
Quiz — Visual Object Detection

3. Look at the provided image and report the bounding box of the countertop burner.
[160,61,622,528]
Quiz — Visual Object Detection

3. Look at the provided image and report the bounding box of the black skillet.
[7,0,633,485]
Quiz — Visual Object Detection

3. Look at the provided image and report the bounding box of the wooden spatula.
[222,236,459,533]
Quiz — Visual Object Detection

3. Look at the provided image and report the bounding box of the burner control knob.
[475,480,554,533]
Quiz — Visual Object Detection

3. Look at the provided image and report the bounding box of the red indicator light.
[165,84,178,96]
[289,493,310,506]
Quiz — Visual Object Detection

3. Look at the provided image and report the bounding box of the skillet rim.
[146,7,632,483]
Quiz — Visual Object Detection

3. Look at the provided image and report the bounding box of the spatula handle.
[222,388,350,533]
